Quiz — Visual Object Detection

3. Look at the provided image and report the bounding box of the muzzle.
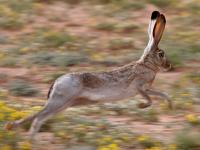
[163,60,172,71]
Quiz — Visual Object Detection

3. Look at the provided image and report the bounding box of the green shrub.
[186,72,200,84]
[42,31,74,47]
[52,54,87,67]
[29,51,88,67]
[0,5,25,30]
[29,52,55,65]
[7,79,39,96]
[0,15,24,30]
[26,29,76,49]
[187,2,200,14]
[108,38,134,50]
[119,1,145,10]
[6,0,33,13]
[186,72,200,98]
[148,0,173,8]
[0,56,18,67]
[142,108,158,122]
[175,131,200,150]
[116,23,139,33]
[189,44,200,53]
[137,135,156,148]
[62,0,83,5]
[94,22,116,31]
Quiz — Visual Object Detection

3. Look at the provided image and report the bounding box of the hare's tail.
[47,81,55,99]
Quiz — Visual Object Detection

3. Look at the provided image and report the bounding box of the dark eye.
[159,52,164,58]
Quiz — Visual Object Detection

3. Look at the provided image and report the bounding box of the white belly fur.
[80,86,138,102]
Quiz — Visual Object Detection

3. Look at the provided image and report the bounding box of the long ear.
[153,14,166,46]
[148,11,160,41]
[142,11,160,55]
[139,11,164,62]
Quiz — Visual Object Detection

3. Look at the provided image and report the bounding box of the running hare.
[5,11,172,137]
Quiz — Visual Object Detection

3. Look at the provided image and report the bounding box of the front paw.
[138,103,151,109]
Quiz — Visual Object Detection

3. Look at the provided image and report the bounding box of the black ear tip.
[151,11,160,20]
[161,14,166,23]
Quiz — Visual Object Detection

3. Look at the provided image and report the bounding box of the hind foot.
[4,122,16,130]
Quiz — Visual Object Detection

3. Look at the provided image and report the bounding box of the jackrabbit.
[5,11,172,137]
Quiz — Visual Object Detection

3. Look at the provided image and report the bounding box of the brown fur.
[81,73,103,88]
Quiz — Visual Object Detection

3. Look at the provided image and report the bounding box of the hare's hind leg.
[29,95,75,138]
[146,89,172,109]
[30,75,83,138]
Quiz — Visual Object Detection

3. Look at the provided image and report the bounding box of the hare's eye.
[159,52,164,58]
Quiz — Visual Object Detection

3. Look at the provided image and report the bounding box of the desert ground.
[0,0,199,150]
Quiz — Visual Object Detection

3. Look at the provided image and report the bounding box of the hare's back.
[79,72,138,102]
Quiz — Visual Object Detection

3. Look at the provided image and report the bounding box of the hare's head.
[139,11,171,71]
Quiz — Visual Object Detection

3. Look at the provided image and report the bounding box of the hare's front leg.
[137,87,152,109]
[146,89,172,109]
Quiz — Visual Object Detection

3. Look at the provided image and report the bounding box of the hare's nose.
[164,60,172,71]
[166,63,172,71]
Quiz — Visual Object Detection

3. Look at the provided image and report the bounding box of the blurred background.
[0,0,200,150]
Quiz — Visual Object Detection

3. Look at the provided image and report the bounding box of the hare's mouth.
[162,61,172,71]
